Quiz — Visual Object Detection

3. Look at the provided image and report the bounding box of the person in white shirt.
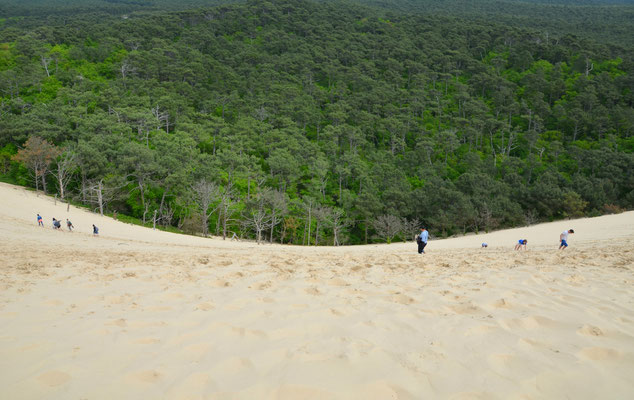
[559,229,574,250]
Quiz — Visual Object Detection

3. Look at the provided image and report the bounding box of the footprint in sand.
[577,324,604,337]
[210,279,230,287]
[305,287,321,296]
[250,281,272,290]
[196,302,215,311]
[37,370,71,387]
[330,308,344,316]
[327,277,349,286]
[391,293,415,305]
[492,298,511,308]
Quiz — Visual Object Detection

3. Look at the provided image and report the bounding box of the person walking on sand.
[66,218,74,231]
[37,213,43,227]
[559,229,574,250]
[52,218,61,230]
[514,239,527,250]
[92,224,99,236]
[416,227,429,254]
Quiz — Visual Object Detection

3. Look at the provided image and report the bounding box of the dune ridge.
[1,182,633,399]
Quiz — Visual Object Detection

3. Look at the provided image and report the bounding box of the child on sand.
[37,213,43,227]
[66,219,74,231]
[514,239,527,250]
[92,224,99,235]
[52,218,62,230]
[559,229,574,250]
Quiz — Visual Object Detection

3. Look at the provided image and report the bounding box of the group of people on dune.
[415,227,575,254]
[37,213,99,236]
[513,229,574,251]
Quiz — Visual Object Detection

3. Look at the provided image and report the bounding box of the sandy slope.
[0,182,633,399]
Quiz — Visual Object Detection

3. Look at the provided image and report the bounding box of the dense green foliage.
[3,0,634,47]
[1,0,633,244]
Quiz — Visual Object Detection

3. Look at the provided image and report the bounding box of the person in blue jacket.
[416,227,429,254]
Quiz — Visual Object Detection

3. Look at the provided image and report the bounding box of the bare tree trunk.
[307,205,312,246]
[57,174,65,199]
[202,212,208,236]
[41,172,47,193]
[81,172,87,202]
[158,192,166,225]
[222,208,228,240]
[34,166,40,192]
[97,180,104,216]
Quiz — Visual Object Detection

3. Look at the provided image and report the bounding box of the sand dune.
[1,182,633,399]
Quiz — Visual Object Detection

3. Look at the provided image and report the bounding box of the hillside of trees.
[1,0,633,245]
[3,1,633,47]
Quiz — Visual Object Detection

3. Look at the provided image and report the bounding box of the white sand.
[1,182,633,399]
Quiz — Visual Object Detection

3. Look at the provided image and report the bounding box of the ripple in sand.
[352,380,417,400]
[577,347,621,361]
[133,338,160,344]
[211,356,255,375]
[272,384,335,399]
[500,315,560,331]
[464,324,498,336]
[37,370,71,387]
[132,369,162,383]
[196,302,214,311]
[445,302,482,315]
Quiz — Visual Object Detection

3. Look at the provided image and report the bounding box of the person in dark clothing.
[416,227,429,254]
[92,224,99,235]
[66,219,74,231]
[52,218,61,230]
